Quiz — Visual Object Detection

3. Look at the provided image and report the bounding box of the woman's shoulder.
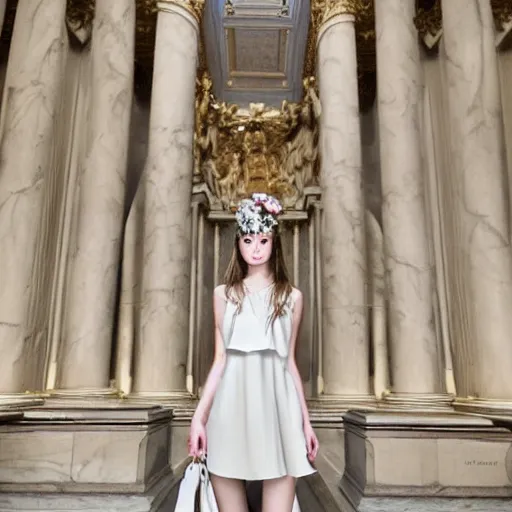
[290,286,303,301]
[287,286,303,310]
[213,284,227,300]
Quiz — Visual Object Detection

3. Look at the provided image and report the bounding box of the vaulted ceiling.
[203,0,310,107]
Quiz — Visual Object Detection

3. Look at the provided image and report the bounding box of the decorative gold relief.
[225,0,235,16]
[491,0,512,31]
[66,0,95,44]
[194,73,320,210]
[157,0,205,24]
[413,0,442,41]
[311,0,359,29]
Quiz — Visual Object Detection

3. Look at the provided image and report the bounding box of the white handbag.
[174,457,219,512]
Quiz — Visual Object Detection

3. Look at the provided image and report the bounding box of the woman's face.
[238,233,273,267]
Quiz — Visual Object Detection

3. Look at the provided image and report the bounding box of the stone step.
[297,472,345,512]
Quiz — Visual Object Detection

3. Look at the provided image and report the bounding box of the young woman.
[188,193,319,512]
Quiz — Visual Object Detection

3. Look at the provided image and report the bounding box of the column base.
[454,397,512,420]
[380,391,454,410]
[0,393,45,411]
[128,390,196,408]
[47,387,120,399]
[309,394,377,419]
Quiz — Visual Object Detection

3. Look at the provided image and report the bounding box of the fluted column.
[318,8,371,398]
[56,0,135,390]
[131,0,201,395]
[442,0,512,408]
[0,0,67,393]
[375,0,444,405]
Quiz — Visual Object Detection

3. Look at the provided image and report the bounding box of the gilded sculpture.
[413,0,442,42]
[491,0,512,31]
[194,74,320,210]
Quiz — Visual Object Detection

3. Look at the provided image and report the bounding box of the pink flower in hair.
[252,193,282,215]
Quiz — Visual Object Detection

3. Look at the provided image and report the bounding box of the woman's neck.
[245,264,273,284]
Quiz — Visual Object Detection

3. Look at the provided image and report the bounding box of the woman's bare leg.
[210,474,249,512]
[262,476,296,512]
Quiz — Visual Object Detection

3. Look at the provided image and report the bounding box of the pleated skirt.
[206,349,316,481]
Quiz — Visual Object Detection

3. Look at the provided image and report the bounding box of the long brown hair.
[224,230,293,325]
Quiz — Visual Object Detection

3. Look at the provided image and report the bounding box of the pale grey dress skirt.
[206,348,316,481]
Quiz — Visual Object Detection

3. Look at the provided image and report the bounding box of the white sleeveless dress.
[206,285,316,481]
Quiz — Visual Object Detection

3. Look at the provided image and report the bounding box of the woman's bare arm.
[286,288,319,460]
[286,289,310,425]
[192,286,227,425]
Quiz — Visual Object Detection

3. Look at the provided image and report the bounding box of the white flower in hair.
[235,193,282,234]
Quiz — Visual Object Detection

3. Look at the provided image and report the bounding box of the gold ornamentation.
[311,0,359,29]
[491,0,512,31]
[225,0,235,16]
[66,0,95,44]
[194,74,320,210]
[413,0,442,41]
[157,0,205,24]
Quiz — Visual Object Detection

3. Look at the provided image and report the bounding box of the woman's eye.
[261,239,268,245]
[243,238,251,244]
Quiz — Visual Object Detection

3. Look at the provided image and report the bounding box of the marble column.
[57,0,135,390]
[374,0,441,398]
[317,11,370,397]
[0,0,67,393]
[131,0,200,395]
[442,0,512,401]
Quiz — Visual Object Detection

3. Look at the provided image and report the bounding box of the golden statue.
[193,72,320,209]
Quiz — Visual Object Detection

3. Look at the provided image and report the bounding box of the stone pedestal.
[340,411,512,512]
[0,402,177,511]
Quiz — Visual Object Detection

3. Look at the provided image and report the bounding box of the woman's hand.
[188,416,207,458]
[304,420,319,462]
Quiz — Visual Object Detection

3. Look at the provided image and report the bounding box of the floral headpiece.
[235,193,283,235]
